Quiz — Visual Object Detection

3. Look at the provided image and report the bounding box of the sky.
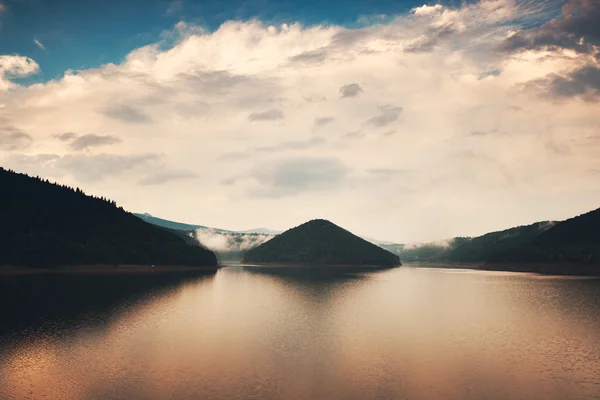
[0,0,599,243]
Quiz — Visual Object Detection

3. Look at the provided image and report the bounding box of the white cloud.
[0,0,599,242]
[0,55,39,90]
[34,39,46,51]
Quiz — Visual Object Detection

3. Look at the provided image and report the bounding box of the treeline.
[0,167,217,268]
[244,219,400,266]
[389,208,599,273]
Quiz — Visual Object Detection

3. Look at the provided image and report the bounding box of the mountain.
[0,168,218,268]
[243,219,400,267]
[444,222,555,263]
[133,213,215,232]
[395,207,600,274]
[134,213,281,235]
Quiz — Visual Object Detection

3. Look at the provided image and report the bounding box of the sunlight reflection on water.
[1,266,599,400]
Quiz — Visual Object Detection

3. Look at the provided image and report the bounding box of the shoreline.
[0,264,221,276]
[236,262,400,271]
[404,261,600,276]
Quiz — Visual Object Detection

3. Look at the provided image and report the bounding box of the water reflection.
[1,267,599,400]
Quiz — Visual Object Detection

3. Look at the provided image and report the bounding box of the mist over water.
[194,228,274,253]
[1,267,600,400]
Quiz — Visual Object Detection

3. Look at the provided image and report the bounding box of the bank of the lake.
[0,264,220,276]
[405,261,600,276]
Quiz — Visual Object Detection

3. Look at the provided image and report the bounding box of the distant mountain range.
[133,213,282,235]
[0,168,218,268]
[135,208,600,274]
[244,219,400,267]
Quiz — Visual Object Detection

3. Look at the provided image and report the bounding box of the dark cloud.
[138,170,198,185]
[54,132,78,141]
[382,130,396,136]
[527,66,600,101]
[69,134,122,151]
[340,83,363,98]
[0,127,33,151]
[250,157,349,198]
[248,109,284,121]
[288,48,329,64]
[500,0,600,55]
[102,105,151,123]
[367,105,403,127]
[313,116,335,127]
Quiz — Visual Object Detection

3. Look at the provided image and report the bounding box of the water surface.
[1,266,600,399]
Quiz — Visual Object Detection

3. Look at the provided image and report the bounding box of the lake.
[1,266,600,399]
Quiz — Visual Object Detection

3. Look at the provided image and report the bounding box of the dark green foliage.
[445,222,555,262]
[401,208,600,273]
[244,219,400,266]
[0,167,218,268]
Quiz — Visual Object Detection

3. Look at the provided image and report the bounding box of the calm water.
[1,266,600,400]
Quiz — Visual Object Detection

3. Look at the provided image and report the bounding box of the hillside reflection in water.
[1,266,599,400]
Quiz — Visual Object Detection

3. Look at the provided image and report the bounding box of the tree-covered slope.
[243,219,400,266]
[445,222,555,262]
[488,208,600,264]
[0,167,218,267]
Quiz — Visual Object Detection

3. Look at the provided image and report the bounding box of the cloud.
[138,170,198,185]
[367,168,411,176]
[526,66,600,101]
[4,153,162,182]
[0,55,39,90]
[0,3,5,13]
[33,39,46,51]
[340,83,363,98]
[248,109,284,121]
[102,105,151,123]
[342,131,365,140]
[54,132,78,141]
[367,105,403,127]
[404,25,456,53]
[0,128,33,151]
[255,137,326,153]
[241,157,350,198]
[412,4,443,16]
[288,48,329,64]
[1,2,599,242]
[313,116,334,127]
[500,0,600,55]
[69,134,122,151]
[220,137,326,161]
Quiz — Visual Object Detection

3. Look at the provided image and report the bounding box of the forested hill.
[391,207,600,274]
[244,219,400,267]
[0,167,218,268]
